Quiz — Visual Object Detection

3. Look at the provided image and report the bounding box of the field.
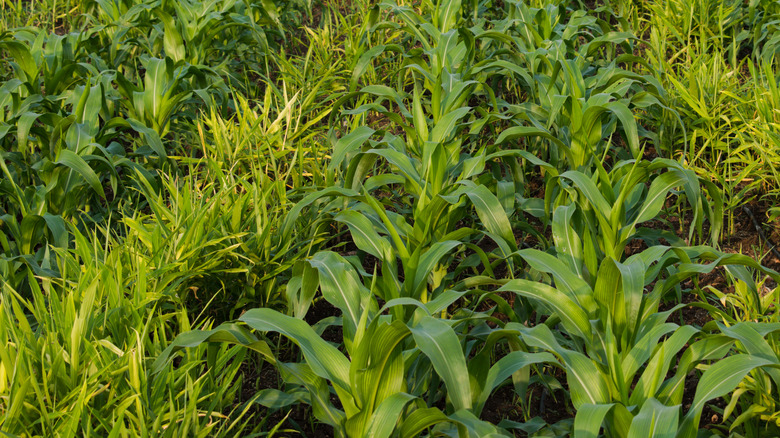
[3,0,780,436]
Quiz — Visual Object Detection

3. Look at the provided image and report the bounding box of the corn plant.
[152,0,277,67]
[488,1,669,170]
[287,1,528,306]
[495,241,780,437]
[81,0,289,71]
[0,29,164,290]
[157,249,555,437]
[511,153,722,285]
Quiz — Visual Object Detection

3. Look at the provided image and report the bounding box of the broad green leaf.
[152,323,272,373]
[16,111,40,153]
[573,403,614,438]
[0,40,37,81]
[499,279,592,342]
[622,323,679,380]
[475,351,555,414]
[487,149,559,177]
[594,258,626,335]
[495,125,569,151]
[286,261,319,319]
[515,248,596,313]
[424,289,468,314]
[632,172,685,226]
[412,76,428,144]
[627,398,679,438]
[364,392,416,438]
[560,349,611,408]
[430,107,470,143]
[126,118,167,157]
[584,32,634,56]
[329,126,375,171]
[142,57,169,120]
[616,258,646,340]
[361,85,410,117]
[448,409,502,437]
[678,355,775,437]
[282,186,359,239]
[460,153,485,180]
[335,210,393,261]
[412,240,461,297]
[278,362,346,428]
[400,407,450,438]
[365,148,423,193]
[437,0,462,33]
[409,316,472,411]
[157,10,185,63]
[56,150,106,198]
[253,388,305,409]
[240,308,352,394]
[552,204,584,279]
[42,213,68,248]
[604,101,640,157]
[561,170,612,219]
[460,183,516,251]
[717,322,780,388]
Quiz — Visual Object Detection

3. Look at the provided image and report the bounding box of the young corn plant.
[287,3,525,307]
[81,0,287,74]
[498,241,780,437]
[490,8,669,171]
[520,154,722,284]
[113,55,229,140]
[157,249,555,437]
[150,0,279,68]
[479,147,780,435]
[0,28,167,294]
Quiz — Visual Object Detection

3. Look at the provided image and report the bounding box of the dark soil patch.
[305,296,344,345]
[659,288,714,328]
[482,383,523,427]
[720,199,780,275]
[525,383,572,429]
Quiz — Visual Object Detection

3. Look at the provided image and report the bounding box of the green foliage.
[0,227,256,436]
[4,0,780,436]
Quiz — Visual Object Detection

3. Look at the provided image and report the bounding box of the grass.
[3,0,780,436]
[622,0,780,236]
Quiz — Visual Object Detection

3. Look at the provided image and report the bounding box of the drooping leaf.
[240,308,352,394]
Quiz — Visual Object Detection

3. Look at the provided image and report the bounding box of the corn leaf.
[626,398,679,438]
[240,309,352,395]
[573,403,614,438]
[409,316,472,411]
